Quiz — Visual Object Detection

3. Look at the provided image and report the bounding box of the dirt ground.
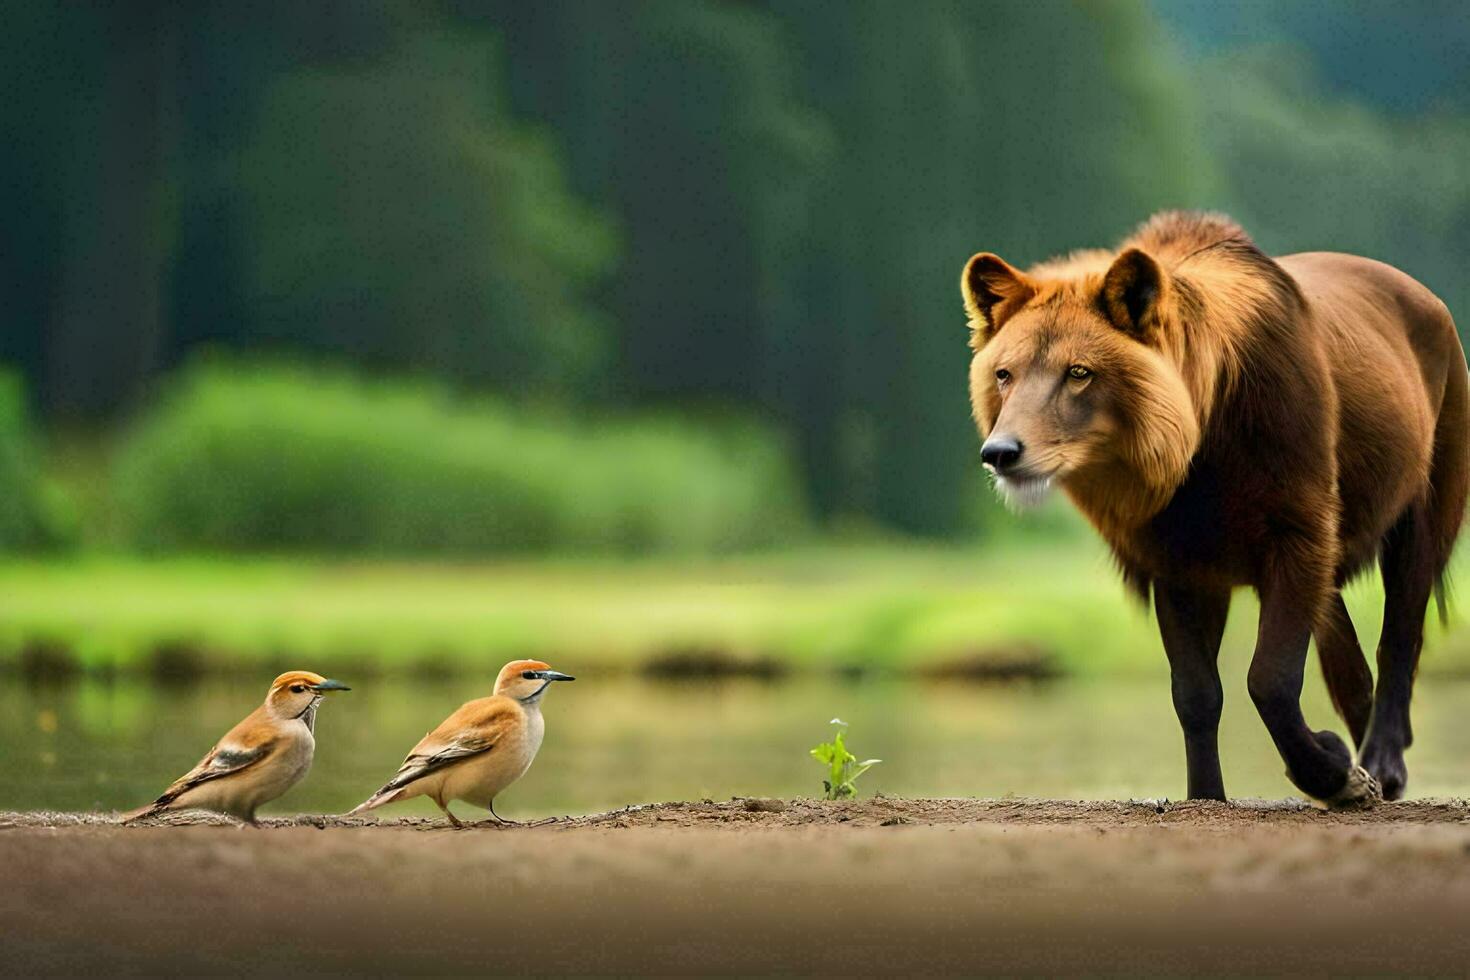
[4,797,1470,976]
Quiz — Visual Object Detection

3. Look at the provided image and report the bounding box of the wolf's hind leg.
[1361,504,1437,799]
[1314,592,1373,749]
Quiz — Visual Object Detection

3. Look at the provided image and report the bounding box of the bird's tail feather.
[347,787,405,816]
[120,801,167,824]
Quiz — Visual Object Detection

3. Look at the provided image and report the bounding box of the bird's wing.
[149,710,280,809]
[373,697,519,796]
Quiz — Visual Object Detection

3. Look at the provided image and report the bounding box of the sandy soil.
[4,798,1470,975]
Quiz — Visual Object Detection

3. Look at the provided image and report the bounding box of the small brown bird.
[123,670,351,824]
[348,659,574,826]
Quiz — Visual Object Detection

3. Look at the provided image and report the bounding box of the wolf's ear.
[962,253,1034,341]
[1101,248,1168,341]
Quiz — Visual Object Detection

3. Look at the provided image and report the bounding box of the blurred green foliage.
[0,372,41,548]
[2,0,1468,543]
[113,361,805,555]
[0,371,71,551]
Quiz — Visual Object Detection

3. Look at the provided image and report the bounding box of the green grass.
[4,542,1470,679]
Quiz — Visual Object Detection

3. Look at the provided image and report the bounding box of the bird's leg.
[480,801,519,827]
[434,797,465,829]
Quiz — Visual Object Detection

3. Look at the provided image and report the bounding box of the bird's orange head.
[494,659,575,703]
[264,670,352,720]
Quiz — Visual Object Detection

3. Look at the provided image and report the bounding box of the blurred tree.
[238,26,617,400]
[483,0,833,408]
[1198,45,1470,335]
[483,0,844,525]
[1157,0,1470,114]
[0,1,85,407]
[1,2,179,420]
[168,1,437,367]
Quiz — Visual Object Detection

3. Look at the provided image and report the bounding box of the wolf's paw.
[1317,765,1382,810]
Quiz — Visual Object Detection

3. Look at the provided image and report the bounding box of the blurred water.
[3,673,1469,818]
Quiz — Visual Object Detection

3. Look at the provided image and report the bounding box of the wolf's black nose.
[981,436,1023,471]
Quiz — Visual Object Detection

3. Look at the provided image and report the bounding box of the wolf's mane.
[1023,210,1304,434]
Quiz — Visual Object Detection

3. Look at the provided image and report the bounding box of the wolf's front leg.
[1247,572,1379,807]
[1155,583,1230,801]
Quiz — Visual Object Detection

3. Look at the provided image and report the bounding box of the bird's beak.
[311,679,352,693]
[535,671,575,682]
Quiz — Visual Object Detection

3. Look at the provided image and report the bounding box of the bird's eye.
[995,368,1011,383]
[522,670,538,680]
[1067,365,1091,380]
[290,685,305,693]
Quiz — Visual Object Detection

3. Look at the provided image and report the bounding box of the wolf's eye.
[1067,365,1091,381]
[995,369,1011,384]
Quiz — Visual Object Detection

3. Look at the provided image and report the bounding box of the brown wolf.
[961,211,1467,805]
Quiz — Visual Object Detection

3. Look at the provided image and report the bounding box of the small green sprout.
[810,717,881,800]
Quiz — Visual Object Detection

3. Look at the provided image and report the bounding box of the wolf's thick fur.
[962,211,1468,803]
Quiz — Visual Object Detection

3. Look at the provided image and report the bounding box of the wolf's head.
[961,247,1200,526]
